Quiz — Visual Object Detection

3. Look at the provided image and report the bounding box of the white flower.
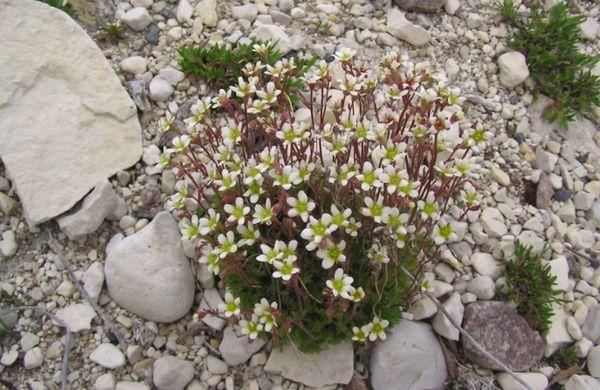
[368,316,389,341]
[280,240,298,262]
[231,76,258,98]
[272,258,300,281]
[254,298,278,332]
[329,205,352,232]
[300,215,332,250]
[243,159,264,185]
[352,324,372,342]
[361,196,386,223]
[271,166,299,190]
[237,223,260,246]
[182,215,201,240]
[253,198,275,225]
[381,208,408,228]
[356,162,382,191]
[215,169,239,192]
[158,111,174,133]
[329,164,355,186]
[393,224,415,249]
[287,191,316,222]
[172,135,191,152]
[198,209,220,235]
[379,165,404,194]
[222,123,242,146]
[326,268,354,299]
[345,218,361,237]
[297,162,316,182]
[257,243,283,264]
[465,121,491,149]
[316,239,347,269]
[334,47,356,62]
[199,246,221,275]
[368,244,390,265]
[218,292,241,317]
[224,197,250,226]
[244,177,266,204]
[416,192,438,220]
[432,220,458,244]
[398,175,420,199]
[256,82,281,105]
[240,314,263,340]
[460,182,480,207]
[252,42,269,55]
[216,231,238,258]
[348,286,365,302]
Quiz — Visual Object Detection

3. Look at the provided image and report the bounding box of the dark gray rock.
[554,187,572,202]
[536,173,554,209]
[146,24,160,45]
[394,0,443,12]
[462,301,544,371]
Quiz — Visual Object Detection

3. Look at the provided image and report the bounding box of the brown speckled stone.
[462,301,544,371]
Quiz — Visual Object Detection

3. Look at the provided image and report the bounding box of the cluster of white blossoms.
[163,45,488,347]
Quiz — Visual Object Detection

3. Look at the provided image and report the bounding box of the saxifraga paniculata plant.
[158,46,488,352]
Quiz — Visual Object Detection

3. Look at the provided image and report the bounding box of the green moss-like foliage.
[178,40,316,95]
[38,0,75,16]
[502,241,562,330]
[501,1,600,127]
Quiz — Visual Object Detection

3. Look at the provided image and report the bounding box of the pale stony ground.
[1,0,600,389]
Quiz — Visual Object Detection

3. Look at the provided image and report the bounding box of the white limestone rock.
[386,8,431,46]
[587,346,600,378]
[54,303,96,332]
[24,347,43,369]
[196,0,218,27]
[265,341,353,388]
[409,296,438,320]
[90,343,126,369]
[57,180,127,240]
[149,77,174,102]
[176,0,193,24]
[444,0,460,14]
[547,256,569,291]
[104,212,195,323]
[467,276,496,300]
[471,252,503,279]
[250,24,292,54]
[496,372,548,390]
[480,208,508,238]
[583,305,600,344]
[544,306,573,356]
[370,321,447,390]
[94,373,116,390]
[219,326,266,366]
[153,355,194,390]
[0,0,142,226]
[498,52,530,88]
[432,292,464,340]
[121,7,152,31]
[83,262,105,303]
[565,375,600,390]
[232,4,258,21]
[580,18,599,40]
[120,56,148,74]
[198,289,226,331]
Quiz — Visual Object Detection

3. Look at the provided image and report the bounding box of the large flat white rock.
[0,0,142,225]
